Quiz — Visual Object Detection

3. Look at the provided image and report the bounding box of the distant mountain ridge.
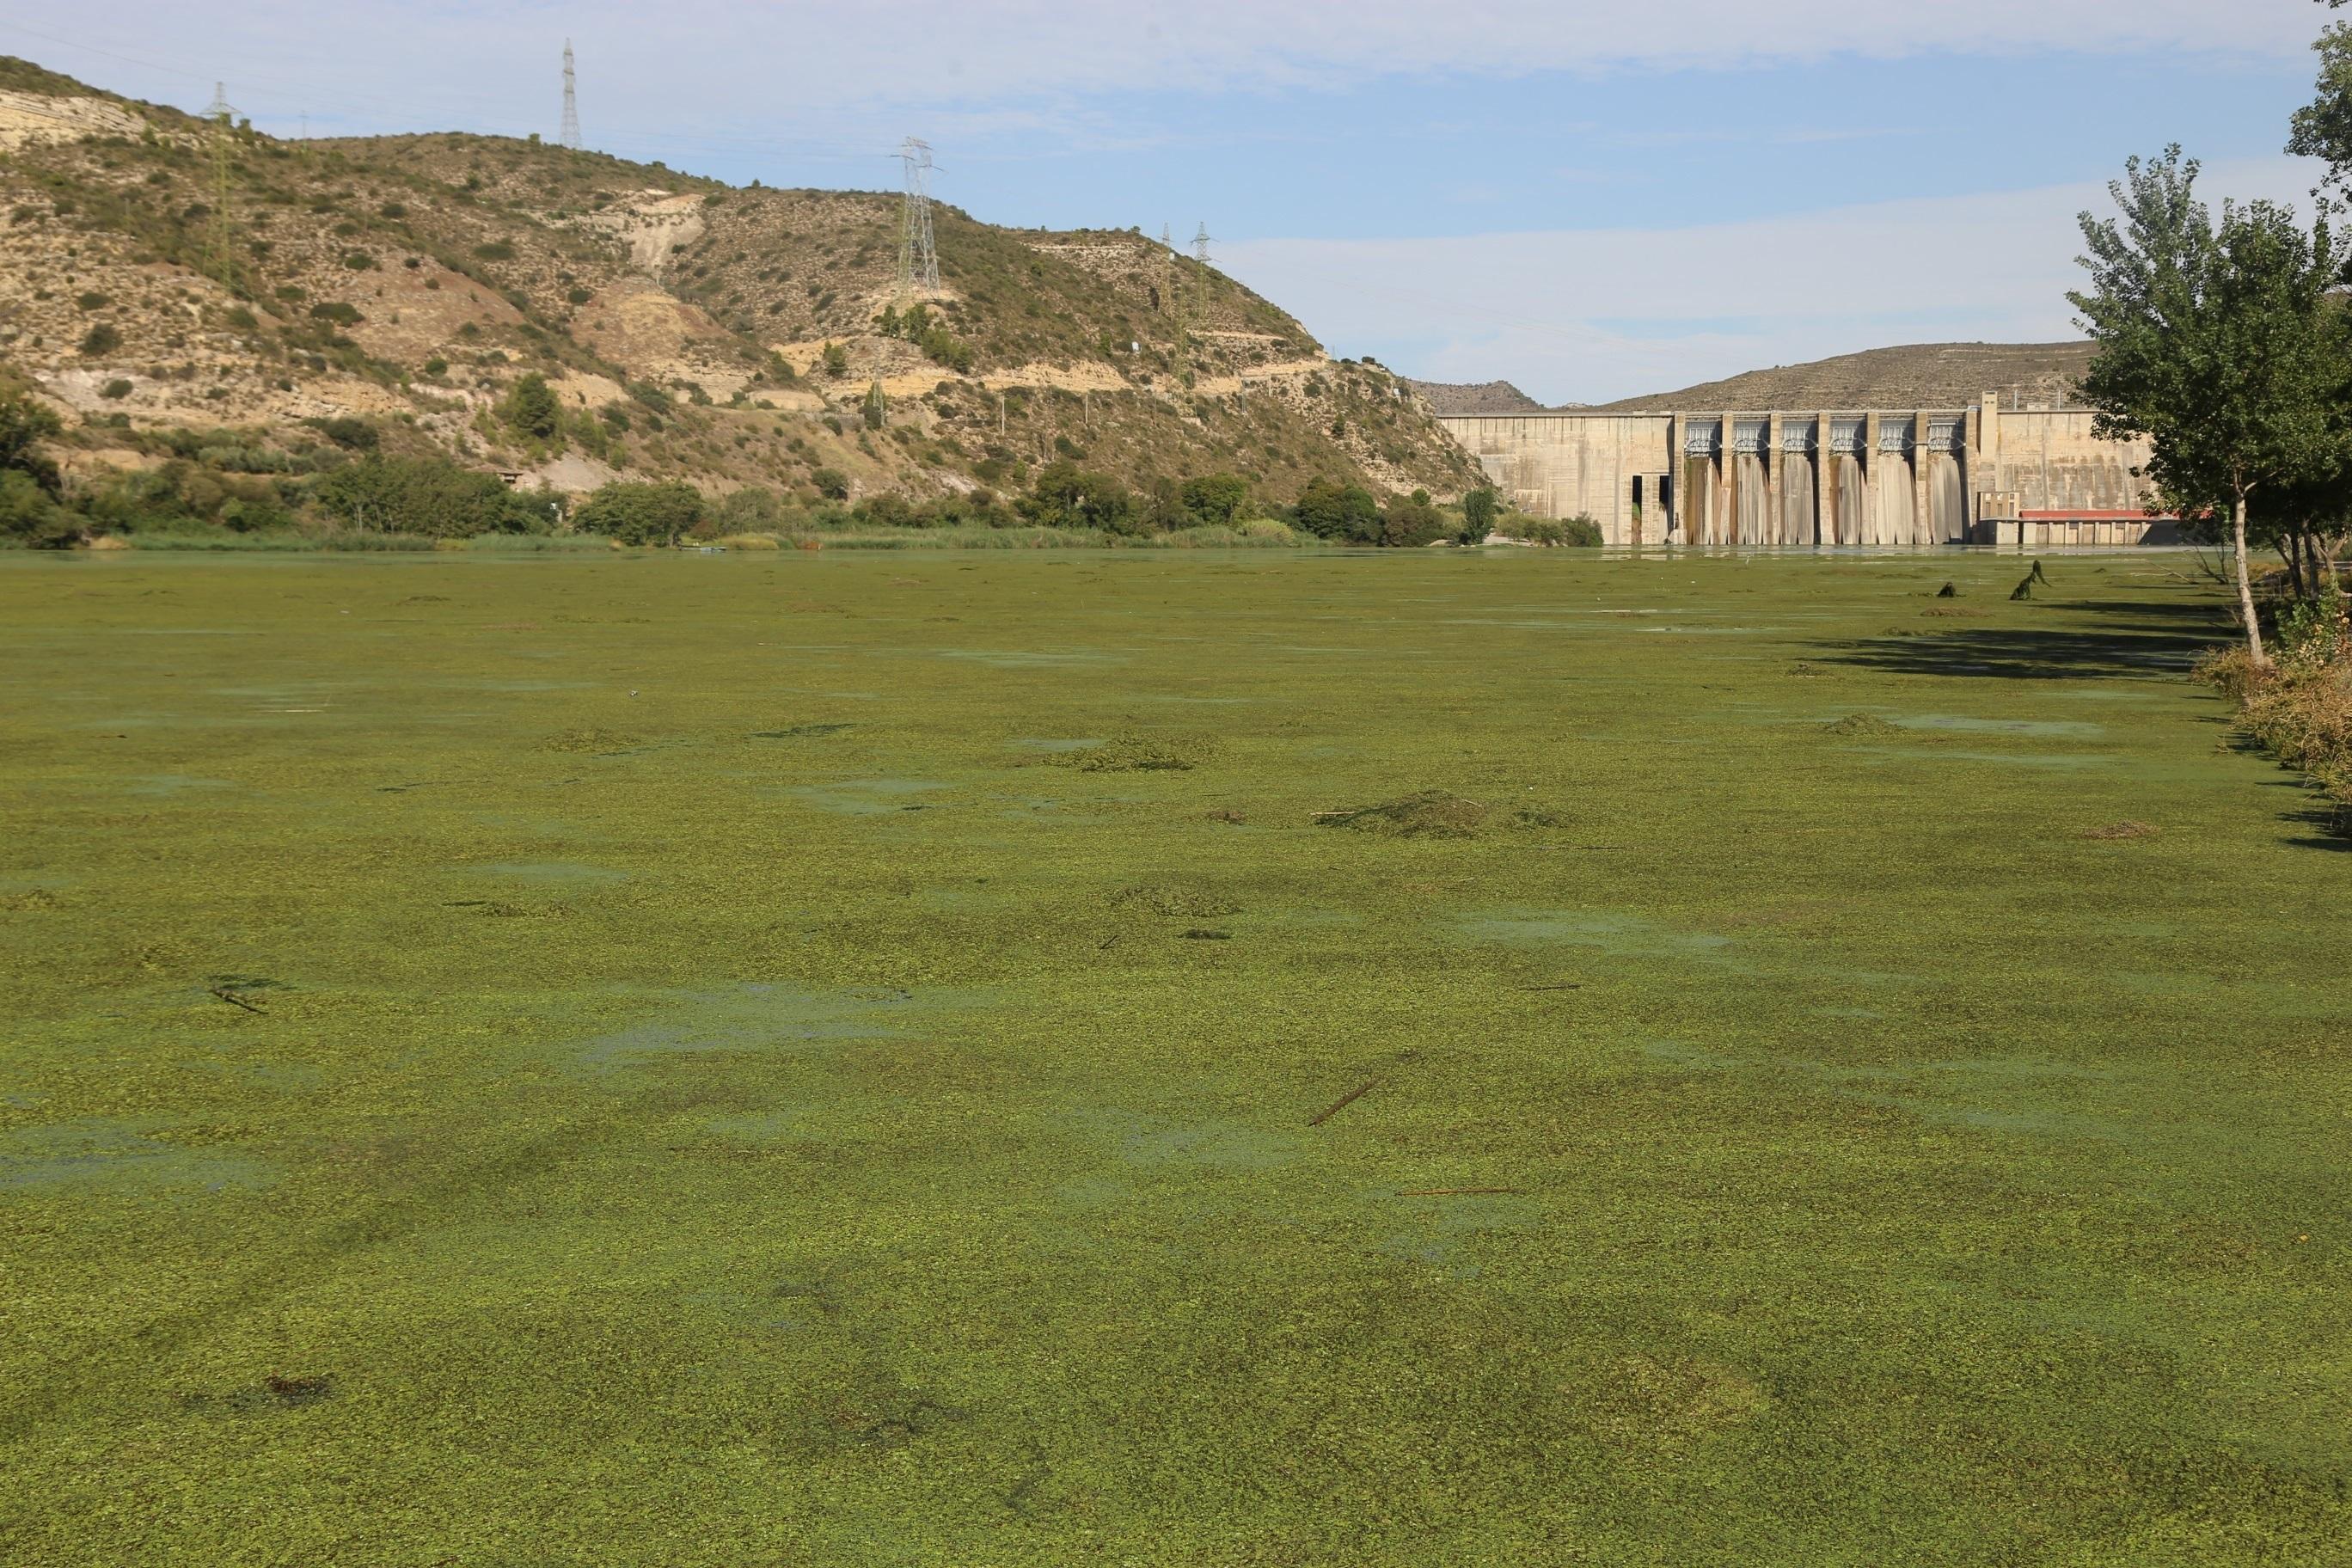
[1588,341,2096,413]
[1400,377,1546,415]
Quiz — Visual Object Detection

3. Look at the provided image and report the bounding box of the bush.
[306,416,378,450]
[100,378,133,401]
[1179,473,1250,528]
[811,466,850,501]
[309,302,364,327]
[720,486,789,533]
[821,342,849,378]
[78,323,122,357]
[566,286,592,306]
[1381,493,1448,548]
[75,291,109,312]
[0,469,77,547]
[498,371,562,440]
[1018,460,1139,534]
[1292,477,1381,542]
[0,391,63,492]
[1516,515,1603,547]
[309,455,544,537]
[573,480,705,545]
[473,241,515,261]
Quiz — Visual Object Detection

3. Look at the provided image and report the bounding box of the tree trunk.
[2233,492,2268,667]
[2281,535,2306,601]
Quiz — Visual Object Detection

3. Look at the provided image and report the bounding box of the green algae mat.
[1,549,2345,1565]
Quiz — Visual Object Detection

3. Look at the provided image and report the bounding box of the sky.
[1,3,2337,402]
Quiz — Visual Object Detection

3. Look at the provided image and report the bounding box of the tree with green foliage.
[822,342,850,378]
[1179,473,1250,527]
[1461,487,1499,543]
[573,480,706,545]
[0,469,78,548]
[2288,1,2352,195]
[0,390,64,495]
[78,322,120,358]
[1018,461,1138,533]
[310,456,546,537]
[2071,147,2352,665]
[811,467,851,502]
[1381,490,1448,548]
[1291,477,1382,543]
[499,372,562,440]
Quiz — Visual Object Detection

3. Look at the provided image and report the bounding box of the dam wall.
[1437,397,2168,548]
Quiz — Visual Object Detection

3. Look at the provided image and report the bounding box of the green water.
[0,549,2343,1565]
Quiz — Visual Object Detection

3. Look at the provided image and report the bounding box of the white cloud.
[1218,155,2329,403]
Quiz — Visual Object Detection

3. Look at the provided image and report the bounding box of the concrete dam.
[1438,396,2171,548]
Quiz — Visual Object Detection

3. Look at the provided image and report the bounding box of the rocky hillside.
[0,57,1479,509]
[1591,341,2096,413]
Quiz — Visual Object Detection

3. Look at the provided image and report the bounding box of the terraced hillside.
[0,58,1479,510]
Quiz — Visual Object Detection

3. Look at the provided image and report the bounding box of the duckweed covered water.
[1,549,2346,1565]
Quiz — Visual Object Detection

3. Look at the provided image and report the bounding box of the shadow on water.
[1818,597,2224,682]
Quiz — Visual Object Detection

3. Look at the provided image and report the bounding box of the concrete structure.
[1438,395,2177,547]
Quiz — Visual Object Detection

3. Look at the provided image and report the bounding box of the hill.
[1587,341,2097,413]
[0,57,1479,530]
[1400,377,1545,415]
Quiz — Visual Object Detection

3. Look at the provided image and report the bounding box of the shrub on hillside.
[573,480,705,545]
[499,372,562,440]
[305,416,378,451]
[310,456,545,537]
[1381,491,1448,548]
[810,467,850,501]
[78,323,122,358]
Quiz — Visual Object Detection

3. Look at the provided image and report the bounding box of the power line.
[560,39,581,151]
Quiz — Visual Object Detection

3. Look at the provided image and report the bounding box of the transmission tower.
[1192,221,1213,265]
[560,40,582,150]
[895,138,940,299]
[203,83,237,286]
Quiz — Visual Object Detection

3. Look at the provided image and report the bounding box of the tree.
[822,342,849,378]
[310,456,544,537]
[1461,487,1499,543]
[1179,473,1250,527]
[2070,148,2352,665]
[1292,478,1382,542]
[1018,461,1138,533]
[2289,2,2352,196]
[811,467,851,501]
[1381,491,1447,548]
[0,390,64,494]
[0,469,78,548]
[499,371,561,440]
[573,480,705,545]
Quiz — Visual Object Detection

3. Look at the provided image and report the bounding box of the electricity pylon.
[896,138,939,301]
[203,83,237,287]
[560,40,582,150]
